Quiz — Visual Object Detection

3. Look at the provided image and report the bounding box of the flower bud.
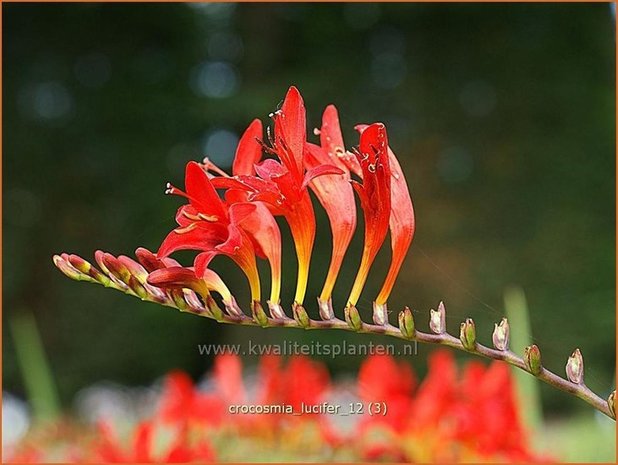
[429,301,446,334]
[492,318,510,351]
[459,318,476,351]
[252,300,269,327]
[345,305,363,331]
[565,348,584,384]
[293,303,310,328]
[67,254,111,286]
[372,302,388,326]
[206,294,224,320]
[524,344,542,376]
[398,307,415,339]
[318,298,334,320]
[608,390,616,419]
[53,255,84,281]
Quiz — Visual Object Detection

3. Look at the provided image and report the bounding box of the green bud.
[252,301,269,327]
[345,305,363,331]
[459,318,476,351]
[398,307,415,339]
[608,390,616,419]
[206,294,224,320]
[524,344,542,376]
[293,303,310,328]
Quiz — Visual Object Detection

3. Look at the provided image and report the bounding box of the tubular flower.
[159,161,262,302]
[223,119,283,317]
[354,124,415,313]
[346,123,392,309]
[305,105,357,314]
[212,86,341,306]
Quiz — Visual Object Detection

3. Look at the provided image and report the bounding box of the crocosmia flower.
[54,84,415,327]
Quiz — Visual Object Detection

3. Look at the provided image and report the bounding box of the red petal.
[254,158,288,180]
[147,266,199,289]
[184,161,227,219]
[304,143,356,299]
[321,105,361,176]
[301,163,343,190]
[157,222,227,258]
[376,148,415,305]
[273,86,306,180]
[230,201,282,302]
[233,119,263,176]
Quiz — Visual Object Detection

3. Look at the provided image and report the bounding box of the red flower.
[347,123,392,308]
[159,161,272,304]
[305,105,357,307]
[212,87,341,306]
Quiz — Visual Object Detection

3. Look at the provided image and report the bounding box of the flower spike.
[54,87,616,421]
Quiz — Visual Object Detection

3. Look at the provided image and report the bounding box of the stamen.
[201,157,230,178]
[165,183,186,197]
[173,223,198,234]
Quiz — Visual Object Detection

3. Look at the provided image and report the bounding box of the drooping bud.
[318,298,335,320]
[53,255,85,281]
[372,302,388,326]
[398,307,415,339]
[429,301,446,334]
[345,305,363,331]
[459,318,476,351]
[524,344,542,376]
[268,300,286,319]
[608,390,616,419]
[293,303,310,328]
[565,348,584,384]
[252,300,269,327]
[492,317,510,351]
[67,254,111,286]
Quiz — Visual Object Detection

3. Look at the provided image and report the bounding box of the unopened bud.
[459,318,476,351]
[492,317,510,351]
[566,348,584,384]
[205,294,223,320]
[608,390,616,419]
[372,302,388,326]
[429,301,446,334]
[318,298,334,320]
[252,301,269,327]
[293,303,310,328]
[345,305,362,331]
[524,344,542,375]
[398,307,415,339]
[53,255,83,281]
[128,276,149,300]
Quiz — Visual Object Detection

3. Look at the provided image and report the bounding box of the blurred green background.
[2,0,615,434]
